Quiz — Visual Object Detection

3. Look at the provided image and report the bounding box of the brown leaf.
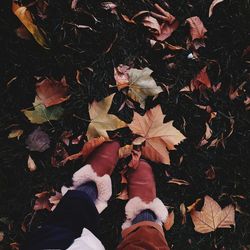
[81,137,107,158]
[209,0,224,17]
[168,178,190,186]
[121,14,136,24]
[191,195,235,233]
[33,191,53,211]
[180,203,187,224]
[8,129,23,140]
[117,186,128,200]
[128,105,185,164]
[128,148,142,169]
[16,25,32,40]
[36,77,69,107]
[164,210,175,231]
[186,16,207,50]
[10,242,20,250]
[119,144,133,158]
[51,142,69,167]
[187,198,202,212]
[191,66,211,89]
[49,192,62,211]
[142,16,161,34]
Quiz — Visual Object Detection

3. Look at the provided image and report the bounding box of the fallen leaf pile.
[1,0,249,249]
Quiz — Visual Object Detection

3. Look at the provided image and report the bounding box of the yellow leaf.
[190,195,235,233]
[87,94,127,140]
[12,2,49,49]
[8,129,23,139]
[128,105,185,164]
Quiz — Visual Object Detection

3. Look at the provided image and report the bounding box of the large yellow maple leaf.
[128,105,185,164]
[191,195,235,233]
[87,94,127,140]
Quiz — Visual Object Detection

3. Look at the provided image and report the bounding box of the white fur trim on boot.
[69,164,112,213]
[122,197,168,230]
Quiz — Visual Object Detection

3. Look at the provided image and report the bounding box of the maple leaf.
[128,105,185,164]
[191,195,235,233]
[186,16,207,50]
[114,66,163,108]
[87,94,127,140]
[36,77,69,107]
[12,2,49,49]
[23,97,64,124]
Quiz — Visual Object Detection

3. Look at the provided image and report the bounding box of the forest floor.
[0,0,250,249]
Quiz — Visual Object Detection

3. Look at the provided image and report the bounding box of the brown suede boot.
[65,141,120,213]
[122,159,168,229]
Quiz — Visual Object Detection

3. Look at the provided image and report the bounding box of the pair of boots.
[69,141,168,230]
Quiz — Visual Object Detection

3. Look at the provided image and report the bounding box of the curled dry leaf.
[187,198,202,212]
[8,129,23,140]
[164,210,175,231]
[180,203,187,224]
[191,195,235,233]
[199,122,212,146]
[87,93,127,140]
[115,67,163,108]
[168,178,190,186]
[116,186,128,200]
[49,192,62,211]
[28,155,37,172]
[12,2,49,48]
[101,2,117,14]
[33,191,53,211]
[23,96,64,124]
[26,127,50,152]
[36,77,69,108]
[209,0,224,17]
[142,4,179,41]
[191,66,212,90]
[119,144,133,158]
[186,16,207,50]
[128,105,185,165]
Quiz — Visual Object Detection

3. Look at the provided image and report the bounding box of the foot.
[122,159,168,229]
[67,141,120,213]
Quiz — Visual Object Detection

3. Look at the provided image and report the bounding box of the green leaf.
[24,97,64,124]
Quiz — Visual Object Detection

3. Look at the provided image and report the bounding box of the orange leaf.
[81,136,107,158]
[191,66,211,89]
[190,195,235,233]
[129,105,185,164]
[36,77,69,107]
[164,211,175,231]
[33,191,53,211]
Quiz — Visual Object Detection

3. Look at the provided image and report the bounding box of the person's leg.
[117,160,170,250]
[21,141,120,250]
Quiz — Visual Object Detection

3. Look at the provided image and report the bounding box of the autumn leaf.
[191,66,212,90]
[87,94,127,140]
[36,77,69,107]
[209,0,224,17]
[168,178,190,186]
[115,67,163,109]
[128,105,185,164]
[51,142,69,167]
[33,191,53,211]
[164,210,175,231]
[142,4,179,41]
[27,155,37,172]
[49,192,62,211]
[186,16,207,50]
[191,195,235,233]
[8,129,23,139]
[12,2,49,48]
[23,97,64,124]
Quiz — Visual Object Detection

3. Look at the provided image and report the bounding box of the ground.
[0,0,250,249]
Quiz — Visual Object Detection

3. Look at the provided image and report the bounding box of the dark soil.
[0,0,250,249]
